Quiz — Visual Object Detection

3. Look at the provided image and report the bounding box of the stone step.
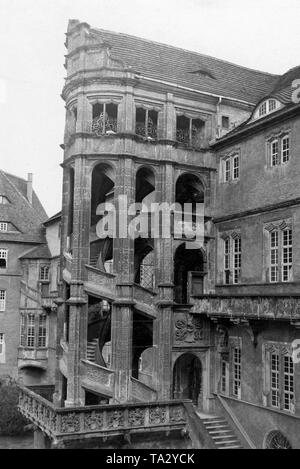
[219,445,242,449]
[209,429,232,434]
[215,439,240,446]
[212,434,235,440]
[205,424,229,430]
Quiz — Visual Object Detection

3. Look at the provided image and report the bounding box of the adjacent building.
[0,170,60,386]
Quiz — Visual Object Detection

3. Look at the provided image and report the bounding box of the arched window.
[264,430,292,449]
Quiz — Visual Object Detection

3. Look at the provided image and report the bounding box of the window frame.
[222,152,240,183]
[20,312,48,349]
[0,290,6,312]
[267,224,293,284]
[39,264,50,281]
[0,222,8,232]
[0,249,8,269]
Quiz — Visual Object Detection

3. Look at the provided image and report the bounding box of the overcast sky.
[0,0,300,217]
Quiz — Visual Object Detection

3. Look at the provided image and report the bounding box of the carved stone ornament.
[175,314,204,343]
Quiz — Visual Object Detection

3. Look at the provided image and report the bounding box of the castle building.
[18,20,300,450]
[0,170,60,387]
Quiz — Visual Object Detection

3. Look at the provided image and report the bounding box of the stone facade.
[0,170,60,386]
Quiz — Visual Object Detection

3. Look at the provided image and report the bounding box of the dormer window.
[0,196,9,205]
[255,99,281,120]
[0,223,8,232]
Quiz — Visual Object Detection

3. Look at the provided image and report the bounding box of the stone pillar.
[111,300,133,403]
[34,428,51,449]
[113,157,135,283]
[64,156,90,406]
[119,86,135,133]
[154,163,175,399]
[163,93,176,141]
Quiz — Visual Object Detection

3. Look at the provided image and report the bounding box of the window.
[20,315,26,346]
[259,101,267,116]
[0,249,7,268]
[225,159,231,182]
[282,228,292,282]
[223,153,240,182]
[92,102,118,135]
[27,314,35,348]
[270,352,280,407]
[232,155,240,180]
[221,359,229,393]
[271,139,279,166]
[176,114,205,149]
[20,313,48,348]
[257,99,279,119]
[0,223,8,232]
[233,236,241,284]
[0,333,4,355]
[232,346,241,398]
[222,234,241,284]
[269,134,290,166]
[38,314,47,348]
[264,343,294,413]
[282,135,290,163]
[224,238,230,284]
[0,290,6,311]
[135,107,158,139]
[270,230,279,282]
[40,265,49,281]
[0,196,9,204]
[268,226,292,283]
[222,115,230,129]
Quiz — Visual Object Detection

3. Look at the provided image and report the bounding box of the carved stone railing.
[131,377,157,402]
[85,264,116,298]
[18,386,188,443]
[192,294,300,324]
[81,359,115,397]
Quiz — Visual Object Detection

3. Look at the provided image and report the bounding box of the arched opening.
[134,238,155,290]
[135,166,155,205]
[90,163,115,271]
[174,243,204,303]
[173,353,202,406]
[87,295,112,368]
[264,430,292,449]
[132,310,153,379]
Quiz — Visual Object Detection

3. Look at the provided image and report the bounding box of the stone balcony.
[18,385,189,447]
[191,294,300,326]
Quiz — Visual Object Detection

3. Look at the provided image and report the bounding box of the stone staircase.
[86,339,98,362]
[199,413,243,449]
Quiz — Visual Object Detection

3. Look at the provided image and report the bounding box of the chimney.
[27,173,33,204]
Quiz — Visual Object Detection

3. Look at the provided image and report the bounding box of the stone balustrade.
[192,294,300,324]
[18,386,188,442]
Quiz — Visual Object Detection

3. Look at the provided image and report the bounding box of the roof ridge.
[92,26,279,78]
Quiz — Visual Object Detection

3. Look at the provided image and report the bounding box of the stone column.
[110,157,135,403]
[154,163,175,399]
[111,299,133,403]
[64,156,90,406]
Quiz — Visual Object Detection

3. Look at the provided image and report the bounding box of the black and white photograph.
[0,0,300,453]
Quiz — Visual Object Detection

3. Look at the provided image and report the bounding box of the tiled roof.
[91,27,278,104]
[19,244,51,259]
[213,64,300,144]
[44,211,61,226]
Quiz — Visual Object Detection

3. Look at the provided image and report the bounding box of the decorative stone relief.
[149,406,166,425]
[60,413,80,433]
[174,313,204,344]
[128,408,145,426]
[169,406,185,422]
[84,411,103,431]
[107,410,124,428]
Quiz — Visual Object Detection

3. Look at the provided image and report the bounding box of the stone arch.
[172,352,202,406]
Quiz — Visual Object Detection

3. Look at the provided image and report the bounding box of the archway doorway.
[172,353,202,406]
[174,243,205,303]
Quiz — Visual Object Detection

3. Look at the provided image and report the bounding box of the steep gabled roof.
[0,170,47,244]
[90,26,278,104]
